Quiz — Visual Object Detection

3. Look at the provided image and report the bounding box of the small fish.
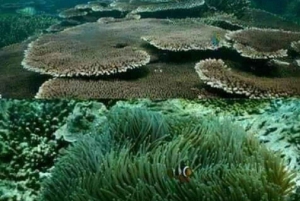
[167,163,192,183]
[211,32,221,48]
[16,6,37,16]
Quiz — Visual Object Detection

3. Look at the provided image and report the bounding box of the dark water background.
[0,0,93,14]
[0,0,299,16]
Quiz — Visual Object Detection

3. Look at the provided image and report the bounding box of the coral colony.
[0,0,300,201]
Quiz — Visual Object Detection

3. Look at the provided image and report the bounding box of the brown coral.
[35,62,217,99]
[22,19,160,77]
[22,18,232,77]
[194,58,300,98]
[201,8,300,32]
[59,8,89,18]
[141,21,229,51]
[0,42,50,98]
[131,0,205,14]
[226,28,300,59]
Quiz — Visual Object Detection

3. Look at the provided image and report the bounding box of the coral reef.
[201,8,300,32]
[130,0,205,14]
[34,62,214,100]
[0,41,50,99]
[1,98,300,200]
[291,40,300,54]
[226,28,300,59]
[141,19,230,51]
[194,58,300,98]
[0,13,58,48]
[58,7,89,18]
[22,18,233,77]
[115,98,300,187]
[0,100,76,200]
[39,104,296,201]
[205,0,250,16]
[2,0,300,100]
[22,19,155,77]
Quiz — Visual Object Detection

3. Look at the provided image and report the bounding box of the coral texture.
[141,21,229,51]
[205,0,250,15]
[201,8,300,31]
[226,28,300,59]
[58,8,89,18]
[194,58,300,98]
[22,19,153,77]
[291,40,300,54]
[0,100,76,200]
[0,42,50,99]
[0,14,58,48]
[131,0,205,14]
[34,62,214,99]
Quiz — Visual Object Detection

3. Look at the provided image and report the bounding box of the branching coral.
[39,105,297,201]
[0,100,76,200]
[53,101,108,143]
[0,14,58,48]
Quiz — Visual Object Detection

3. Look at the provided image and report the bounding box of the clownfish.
[167,163,192,183]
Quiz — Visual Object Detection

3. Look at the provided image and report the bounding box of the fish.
[211,32,221,49]
[167,162,192,183]
[16,6,37,16]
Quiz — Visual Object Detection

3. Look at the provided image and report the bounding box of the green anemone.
[39,106,296,201]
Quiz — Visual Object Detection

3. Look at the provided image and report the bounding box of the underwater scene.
[1,0,300,201]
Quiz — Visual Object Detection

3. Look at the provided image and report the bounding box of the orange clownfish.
[167,163,192,183]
